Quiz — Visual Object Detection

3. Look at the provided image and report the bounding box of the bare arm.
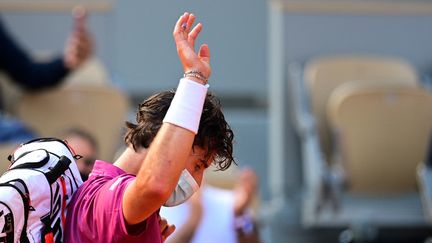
[122,12,211,225]
[0,7,92,90]
[234,169,261,243]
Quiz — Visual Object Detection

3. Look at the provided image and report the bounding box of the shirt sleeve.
[93,174,149,239]
[0,17,69,90]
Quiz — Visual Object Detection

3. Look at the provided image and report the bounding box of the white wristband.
[163,78,209,134]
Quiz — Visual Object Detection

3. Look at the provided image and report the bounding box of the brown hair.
[125,91,235,170]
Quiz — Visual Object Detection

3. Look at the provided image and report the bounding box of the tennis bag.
[0,138,83,242]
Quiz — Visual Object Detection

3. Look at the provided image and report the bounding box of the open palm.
[173,13,211,81]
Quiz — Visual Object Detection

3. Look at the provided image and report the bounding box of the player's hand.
[159,217,176,242]
[173,12,211,85]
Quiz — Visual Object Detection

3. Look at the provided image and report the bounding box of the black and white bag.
[0,138,83,243]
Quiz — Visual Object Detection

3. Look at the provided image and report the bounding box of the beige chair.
[16,85,129,162]
[304,55,418,165]
[0,57,111,116]
[327,82,432,193]
[0,144,18,174]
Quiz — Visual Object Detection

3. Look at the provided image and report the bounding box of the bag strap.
[40,214,54,243]
[9,137,82,163]
[21,137,67,147]
[45,156,71,185]
[41,158,70,243]
[22,137,80,159]
[59,177,67,228]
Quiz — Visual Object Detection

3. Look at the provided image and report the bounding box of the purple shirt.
[64,160,162,243]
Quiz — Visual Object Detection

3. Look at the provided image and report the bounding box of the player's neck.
[113,146,148,175]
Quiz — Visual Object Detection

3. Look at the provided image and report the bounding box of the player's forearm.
[135,123,195,198]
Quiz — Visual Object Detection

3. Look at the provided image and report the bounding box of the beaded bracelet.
[183,70,208,84]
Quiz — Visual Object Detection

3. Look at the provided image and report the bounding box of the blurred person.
[162,168,261,243]
[233,168,261,243]
[165,189,204,243]
[0,7,92,143]
[64,12,235,243]
[62,128,98,181]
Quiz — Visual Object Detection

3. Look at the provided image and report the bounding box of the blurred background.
[1,0,432,242]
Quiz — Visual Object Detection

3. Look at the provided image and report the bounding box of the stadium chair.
[289,55,421,226]
[304,55,418,165]
[16,85,129,162]
[0,144,17,174]
[312,82,432,227]
[0,57,111,116]
[0,57,118,173]
[328,82,432,193]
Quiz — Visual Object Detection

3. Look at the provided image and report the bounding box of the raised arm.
[0,18,67,90]
[122,12,211,225]
[63,6,93,70]
[0,7,92,90]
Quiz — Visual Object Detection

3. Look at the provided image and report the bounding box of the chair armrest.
[417,163,432,222]
[287,62,316,139]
